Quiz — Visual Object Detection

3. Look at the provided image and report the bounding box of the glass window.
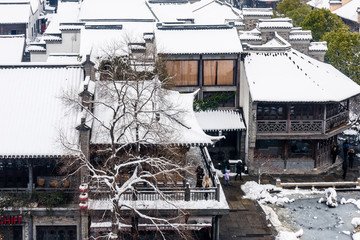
[166,61,198,86]
[289,140,312,158]
[203,60,235,86]
[255,140,283,158]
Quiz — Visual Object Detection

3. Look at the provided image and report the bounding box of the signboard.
[0,216,22,225]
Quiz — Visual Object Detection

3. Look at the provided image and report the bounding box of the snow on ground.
[241,181,360,239]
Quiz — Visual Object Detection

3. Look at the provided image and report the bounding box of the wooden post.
[215,216,220,240]
[323,104,327,134]
[27,159,33,193]
[185,183,190,201]
[357,178,360,187]
[287,104,291,133]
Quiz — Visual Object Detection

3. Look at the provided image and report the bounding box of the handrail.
[276,178,360,189]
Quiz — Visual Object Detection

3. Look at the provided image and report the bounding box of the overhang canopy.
[195,110,246,132]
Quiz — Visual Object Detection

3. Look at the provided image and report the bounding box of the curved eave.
[160,51,242,55]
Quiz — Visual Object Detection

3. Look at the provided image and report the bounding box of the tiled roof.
[0,35,25,63]
[242,8,273,17]
[155,25,243,54]
[257,18,293,29]
[0,3,31,24]
[78,0,155,21]
[289,30,312,41]
[0,64,84,157]
[195,110,246,131]
[333,0,360,22]
[91,81,220,146]
[244,49,360,102]
[308,41,327,52]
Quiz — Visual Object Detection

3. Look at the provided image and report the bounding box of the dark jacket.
[236,161,243,174]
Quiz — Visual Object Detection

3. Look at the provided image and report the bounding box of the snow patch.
[325,188,338,208]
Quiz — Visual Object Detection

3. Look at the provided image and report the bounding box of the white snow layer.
[245,49,360,102]
[325,188,338,207]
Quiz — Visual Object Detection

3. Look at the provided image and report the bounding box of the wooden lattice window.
[203,60,235,86]
[166,61,198,86]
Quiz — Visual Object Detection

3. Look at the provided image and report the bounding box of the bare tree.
[62,49,200,239]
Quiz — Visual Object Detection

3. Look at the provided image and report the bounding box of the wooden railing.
[257,112,349,134]
[118,187,217,201]
[326,111,349,132]
[276,178,360,189]
[90,147,221,202]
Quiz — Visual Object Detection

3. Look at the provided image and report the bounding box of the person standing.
[235,160,243,181]
[348,148,355,169]
[330,145,339,164]
[202,174,212,200]
[195,166,204,187]
[343,139,350,160]
[224,169,231,186]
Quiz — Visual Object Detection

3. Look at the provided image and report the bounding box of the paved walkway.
[219,162,360,240]
[219,176,275,240]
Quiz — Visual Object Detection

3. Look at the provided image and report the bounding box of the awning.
[195,110,246,132]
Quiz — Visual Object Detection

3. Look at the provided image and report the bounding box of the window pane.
[289,140,312,158]
[166,61,198,86]
[203,61,216,85]
[217,60,234,85]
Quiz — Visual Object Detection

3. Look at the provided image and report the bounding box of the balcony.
[89,147,222,203]
[257,111,349,138]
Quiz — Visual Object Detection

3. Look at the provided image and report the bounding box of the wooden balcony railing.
[119,187,217,201]
[257,111,349,135]
[326,111,349,132]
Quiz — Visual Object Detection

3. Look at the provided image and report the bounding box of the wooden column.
[27,159,33,192]
[198,57,203,100]
[322,104,327,134]
[283,140,288,170]
[215,216,220,240]
[287,104,291,133]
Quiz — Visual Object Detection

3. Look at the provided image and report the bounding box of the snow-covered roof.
[27,44,46,52]
[44,1,81,34]
[155,25,242,54]
[309,41,327,52]
[191,0,242,24]
[0,3,31,24]
[289,30,312,41]
[47,53,82,64]
[80,22,154,59]
[90,81,220,146]
[245,49,360,102]
[78,0,155,21]
[0,64,84,157]
[147,1,193,23]
[0,0,40,12]
[0,35,25,63]
[242,8,273,17]
[333,0,360,22]
[195,110,246,132]
[307,0,330,9]
[257,18,293,30]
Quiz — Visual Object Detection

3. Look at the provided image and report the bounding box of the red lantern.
[79,192,88,202]
[79,201,88,210]
[79,183,88,192]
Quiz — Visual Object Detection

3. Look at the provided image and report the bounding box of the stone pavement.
[219,176,275,240]
[219,162,360,240]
